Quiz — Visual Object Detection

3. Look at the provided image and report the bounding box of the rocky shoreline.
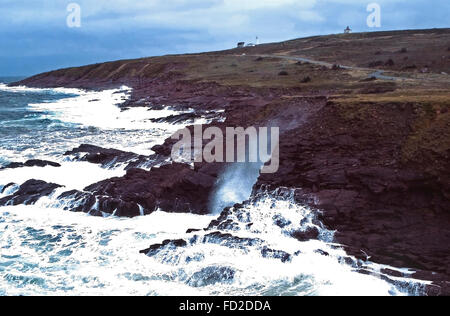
[3,29,449,295]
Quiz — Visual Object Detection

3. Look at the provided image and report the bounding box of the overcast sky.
[0,0,448,76]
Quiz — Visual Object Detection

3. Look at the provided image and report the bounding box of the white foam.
[0,195,429,296]
[0,84,204,158]
[27,86,190,131]
[0,206,213,296]
[0,161,125,191]
[0,83,83,95]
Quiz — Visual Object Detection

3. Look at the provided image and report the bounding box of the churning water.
[0,78,428,296]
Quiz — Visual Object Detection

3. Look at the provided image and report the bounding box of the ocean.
[0,77,428,296]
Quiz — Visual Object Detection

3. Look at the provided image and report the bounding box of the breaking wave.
[0,192,428,296]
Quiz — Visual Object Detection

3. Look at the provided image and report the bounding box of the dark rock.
[261,246,292,262]
[202,231,262,248]
[278,71,289,76]
[57,190,98,214]
[314,249,330,257]
[380,268,404,278]
[1,159,61,170]
[206,207,235,230]
[150,110,220,125]
[64,144,148,169]
[291,226,320,242]
[0,180,61,206]
[58,163,218,217]
[273,214,292,228]
[186,228,202,234]
[140,239,188,256]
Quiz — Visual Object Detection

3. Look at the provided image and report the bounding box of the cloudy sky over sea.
[0,0,448,76]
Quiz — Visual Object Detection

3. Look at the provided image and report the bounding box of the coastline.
[2,28,450,295]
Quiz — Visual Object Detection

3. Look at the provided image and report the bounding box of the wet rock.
[57,190,98,214]
[291,226,320,242]
[261,246,292,263]
[273,214,292,228]
[186,228,202,234]
[1,159,61,170]
[140,239,188,256]
[380,268,404,278]
[150,110,220,125]
[314,249,330,257]
[96,197,141,217]
[0,180,61,206]
[206,207,235,230]
[64,144,149,169]
[57,163,217,217]
[201,231,262,248]
[151,112,198,124]
[214,219,240,231]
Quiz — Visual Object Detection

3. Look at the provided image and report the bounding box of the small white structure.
[344,26,352,34]
[246,37,260,47]
[237,37,259,48]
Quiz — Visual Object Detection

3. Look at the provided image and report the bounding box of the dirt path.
[253,54,407,81]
